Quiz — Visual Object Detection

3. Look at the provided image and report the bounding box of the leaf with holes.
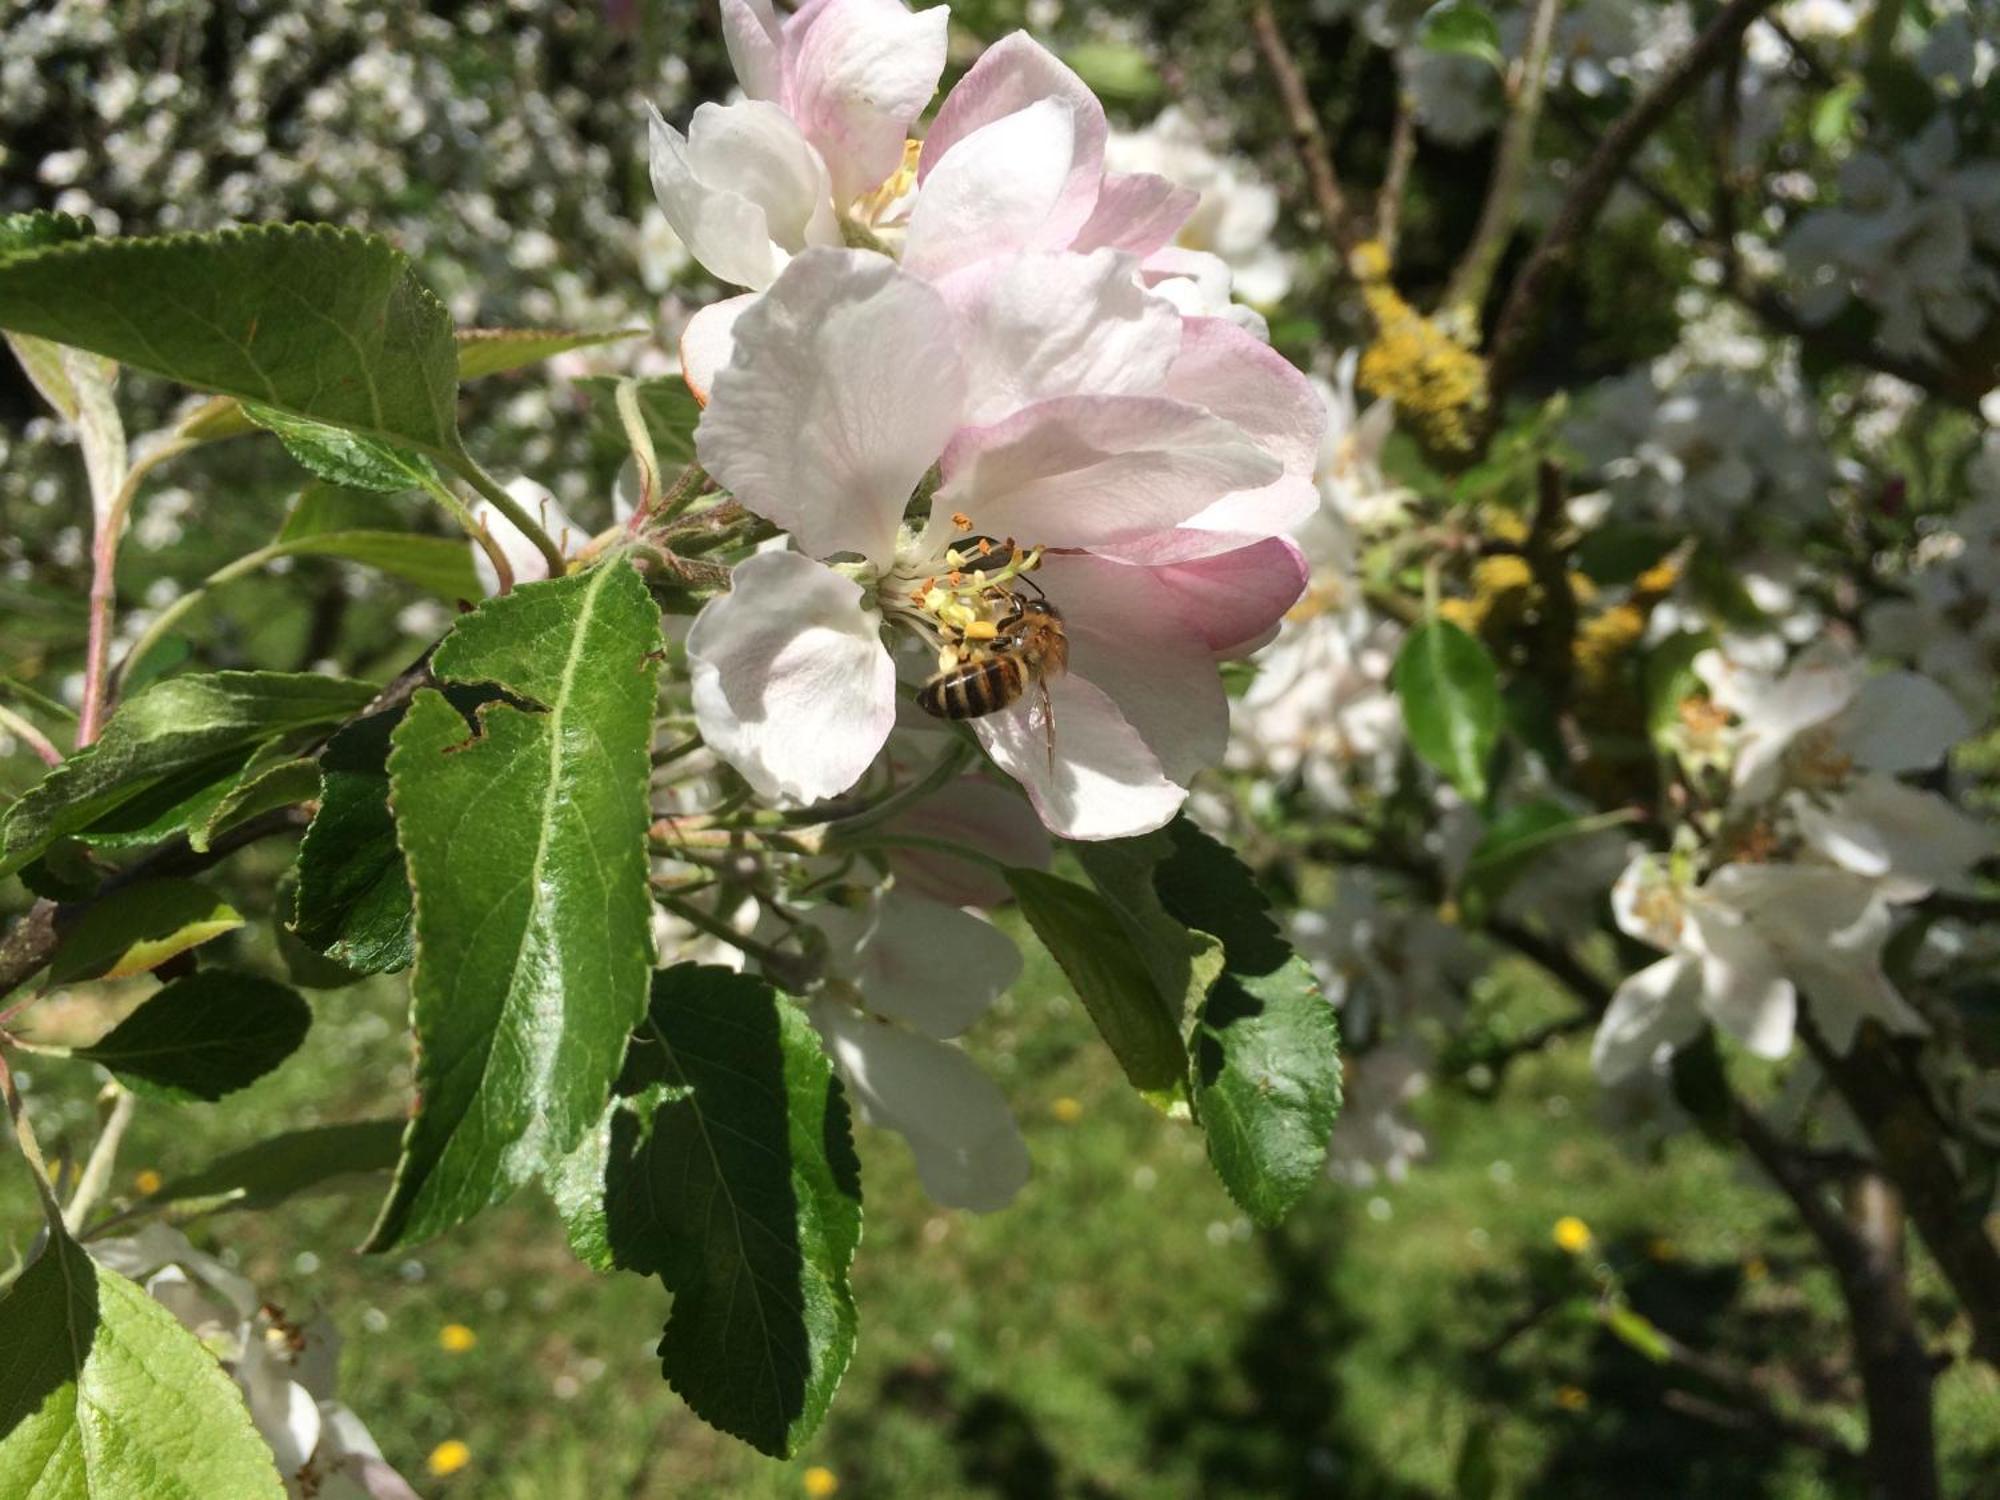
[365,560,662,1249]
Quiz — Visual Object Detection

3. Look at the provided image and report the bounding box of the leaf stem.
[442,451,568,578]
[0,703,62,767]
[416,469,514,594]
[111,542,287,692]
[77,436,198,746]
[63,1085,135,1233]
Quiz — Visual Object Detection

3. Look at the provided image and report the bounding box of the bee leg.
[1038,679,1056,775]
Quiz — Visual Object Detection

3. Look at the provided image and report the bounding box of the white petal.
[647,103,782,291]
[721,0,784,100]
[813,1001,1030,1211]
[1591,954,1704,1082]
[1832,669,1973,773]
[903,98,1088,279]
[236,1336,321,1477]
[678,292,759,408]
[1686,903,1796,1059]
[697,249,966,568]
[940,394,1280,551]
[882,772,1052,907]
[941,249,1182,425]
[688,100,841,254]
[1610,852,1681,951]
[785,0,950,201]
[687,551,897,802]
[858,895,1022,1038]
[975,672,1186,840]
[1794,776,1996,897]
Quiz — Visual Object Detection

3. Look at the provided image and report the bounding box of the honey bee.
[917,598,1069,759]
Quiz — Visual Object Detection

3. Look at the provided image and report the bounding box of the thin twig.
[1249,0,1356,254]
[1482,0,1785,419]
[0,704,62,768]
[1376,96,1418,261]
[1443,0,1565,321]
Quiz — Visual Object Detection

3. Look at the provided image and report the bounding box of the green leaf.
[0,671,377,879]
[0,210,94,258]
[1060,41,1161,102]
[366,560,662,1249]
[46,878,243,985]
[289,706,416,975]
[1643,630,1715,746]
[1004,867,1189,1095]
[1602,1303,1674,1364]
[579,967,862,1458]
[0,1226,287,1500]
[187,755,320,854]
[1459,799,1575,921]
[73,970,311,1102]
[1074,833,1225,1034]
[1418,0,1504,68]
[1393,620,1503,803]
[0,223,462,459]
[272,484,479,600]
[1152,822,1343,1226]
[578,375,701,470]
[149,1119,403,1217]
[243,403,435,493]
[456,326,646,381]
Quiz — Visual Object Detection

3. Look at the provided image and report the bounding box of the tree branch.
[1249,0,1357,255]
[1482,0,1784,416]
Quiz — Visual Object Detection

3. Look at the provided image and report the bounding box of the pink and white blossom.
[685,246,1317,838]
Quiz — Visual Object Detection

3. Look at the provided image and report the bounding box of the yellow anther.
[962,619,1000,641]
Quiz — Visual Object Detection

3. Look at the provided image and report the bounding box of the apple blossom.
[1592,852,1926,1082]
[683,245,1316,839]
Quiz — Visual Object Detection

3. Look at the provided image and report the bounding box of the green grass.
[5,899,1999,1499]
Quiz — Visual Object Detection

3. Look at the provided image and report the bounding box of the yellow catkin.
[1351,241,1488,458]
[1441,554,1538,637]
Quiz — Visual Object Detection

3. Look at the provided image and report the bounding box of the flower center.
[1786,725,1854,789]
[879,526,1050,673]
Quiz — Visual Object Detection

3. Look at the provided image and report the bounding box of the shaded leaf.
[0,223,462,458]
[289,706,416,976]
[0,1225,286,1499]
[0,671,376,879]
[46,878,243,986]
[0,209,94,258]
[1393,620,1503,803]
[1004,867,1188,1095]
[1419,0,1504,68]
[149,1119,403,1217]
[578,375,701,469]
[187,755,320,854]
[365,561,662,1249]
[73,970,311,1103]
[1153,822,1343,1226]
[566,967,862,1458]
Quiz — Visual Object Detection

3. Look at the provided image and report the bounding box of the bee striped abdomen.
[917,656,1027,719]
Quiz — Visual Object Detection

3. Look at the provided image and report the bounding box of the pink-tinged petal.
[1092,477,1320,563]
[721,0,784,100]
[919,32,1106,216]
[811,1001,1030,1210]
[939,249,1181,425]
[902,99,1091,279]
[1591,954,1704,1082]
[1163,317,1324,475]
[1035,552,1230,781]
[975,673,1187,840]
[857,895,1022,1038]
[1142,538,1310,655]
[784,0,950,201]
[678,292,759,407]
[1071,171,1200,256]
[884,773,1052,906]
[686,550,897,802]
[940,394,1280,550]
[697,249,966,568]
